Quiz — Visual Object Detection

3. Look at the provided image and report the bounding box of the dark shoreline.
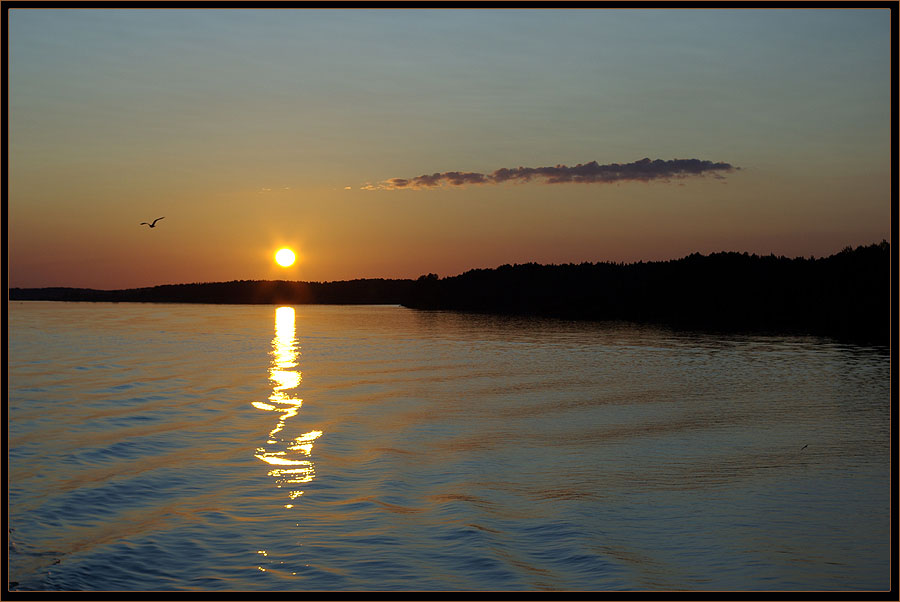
[9,241,891,346]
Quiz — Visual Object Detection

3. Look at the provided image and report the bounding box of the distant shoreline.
[9,242,891,345]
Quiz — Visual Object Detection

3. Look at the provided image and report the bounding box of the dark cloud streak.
[365,158,737,190]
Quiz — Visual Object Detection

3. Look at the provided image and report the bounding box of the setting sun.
[275,248,296,267]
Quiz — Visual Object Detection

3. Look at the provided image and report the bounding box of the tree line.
[8,278,416,305]
[9,241,890,344]
[402,241,891,344]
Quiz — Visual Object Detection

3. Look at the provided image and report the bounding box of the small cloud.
[365,158,737,190]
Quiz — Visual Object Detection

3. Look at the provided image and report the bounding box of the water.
[7,302,891,591]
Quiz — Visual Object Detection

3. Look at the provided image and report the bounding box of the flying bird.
[140,217,165,228]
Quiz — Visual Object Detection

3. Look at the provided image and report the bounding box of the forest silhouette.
[9,241,890,344]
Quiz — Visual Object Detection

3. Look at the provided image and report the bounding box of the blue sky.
[8,8,892,288]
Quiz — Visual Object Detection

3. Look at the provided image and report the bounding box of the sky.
[7,8,893,289]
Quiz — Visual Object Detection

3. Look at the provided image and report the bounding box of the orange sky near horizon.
[7,9,892,289]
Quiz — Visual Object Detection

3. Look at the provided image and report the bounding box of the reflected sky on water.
[6,302,891,591]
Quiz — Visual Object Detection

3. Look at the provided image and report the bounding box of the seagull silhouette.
[140,217,165,228]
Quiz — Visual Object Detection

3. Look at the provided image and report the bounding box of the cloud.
[364,158,737,190]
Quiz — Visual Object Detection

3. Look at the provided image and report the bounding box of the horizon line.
[8,240,889,292]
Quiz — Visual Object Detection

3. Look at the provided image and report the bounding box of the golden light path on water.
[253,306,322,508]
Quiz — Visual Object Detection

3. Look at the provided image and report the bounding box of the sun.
[275,248,296,267]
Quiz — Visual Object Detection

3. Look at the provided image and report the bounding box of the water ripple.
[7,303,891,591]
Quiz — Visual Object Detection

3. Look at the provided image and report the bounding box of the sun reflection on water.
[253,306,321,503]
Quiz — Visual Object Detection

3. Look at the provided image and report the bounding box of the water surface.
[7,302,891,591]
